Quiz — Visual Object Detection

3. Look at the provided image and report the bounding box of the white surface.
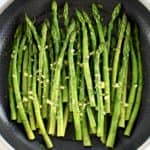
[139,0,150,11]
[0,0,149,150]
[0,0,14,14]
[0,135,14,150]
[138,138,150,150]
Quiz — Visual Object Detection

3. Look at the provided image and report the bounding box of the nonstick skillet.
[0,0,150,149]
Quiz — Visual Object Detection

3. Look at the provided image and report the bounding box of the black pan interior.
[0,0,150,150]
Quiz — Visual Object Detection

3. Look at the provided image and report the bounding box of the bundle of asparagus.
[8,0,143,149]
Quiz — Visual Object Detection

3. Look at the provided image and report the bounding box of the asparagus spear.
[17,33,27,89]
[25,16,40,47]
[75,21,90,140]
[124,25,143,136]
[82,11,97,51]
[56,90,64,137]
[82,10,104,136]
[25,16,47,104]
[109,18,121,81]
[118,64,128,127]
[76,10,96,107]
[12,25,35,140]
[62,70,69,103]
[16,33,27,123]
[107,3,121,53]
[94,45,105,140]
[111,14,127,106]
[71,21,81,113]
[42,45,50,118]
[82,109,92,146]
[92,4,110,113]
[62,2,69,103]
[45,19,54,98]
[8,60,17,120]
[31,44,53,148]
[47,20,76,135]
[125,38,138,120]
[82,11,99,134]
[106,23,131,148]
[75,21,82,87]
[40,19,50,120]
[78,56,91,146]
[38,23,48,104]
[86,105,96,134]
[21,25,30,114]
[51,0,60,60]
[22,47,29,112]
[68,30,82,140]
[25,25,36,130]
[27,42,36,131]
[63,104,69,136]
[57,22,67,135]
[63,2,69,28]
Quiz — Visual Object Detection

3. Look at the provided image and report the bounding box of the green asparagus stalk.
[82,11,97,51]
[76,21,91,141]
[21,25,30,114]
[8,61,17,120]
[63,2,69,28]
[124,25,143,136]
[47,20,76,135]
[94,45,105,141]
[51,0,60,60]
[63,104,69,136]
[103,25,107,39]
[56,90,64,136]
[12,25,35,140]
[118,64,128,127]
[17,34,27,89]
[27,42,36,131]
[45,19,54,94]
[107,3,121,53]
[31,44,53,148]
[41,20,50,120]
[69,22,81,112]
[82,109,92,146]
[109,18,121,75]
[78,49,93,142]
[106,23,131,148]
[25,16,40,47]
[68,30,82,140]
[62,2,69,103]
[25,16,47,104]
[111,14,127,106]
[22,47,29,112]
[42,48,50,118]
[82,10,104,136]
[25,25,36,130]
[62,70,69,103]
[77,11,97,135]
[76,10,96,107]
[92,4,110,113]
[38,23,48,104]
[86,105,96,134]
[75,21,82,86]
[125,39,138,120]
[16,33,27,123]
[79,78,92,146]
[68,73,73,112]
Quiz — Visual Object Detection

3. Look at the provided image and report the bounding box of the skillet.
[0,0,150,149]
